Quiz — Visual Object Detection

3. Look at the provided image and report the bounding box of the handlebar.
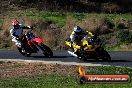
[28,26,33,32]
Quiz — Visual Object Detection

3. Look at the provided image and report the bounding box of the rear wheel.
[39,44,53,58]
[17,47,31,57]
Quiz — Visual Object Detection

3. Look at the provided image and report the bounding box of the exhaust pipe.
[67,51,78,57]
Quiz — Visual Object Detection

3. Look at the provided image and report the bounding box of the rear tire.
[39,44,53,58]
[17,47,31,57]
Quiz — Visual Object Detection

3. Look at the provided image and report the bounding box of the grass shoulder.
[0,61,132,88]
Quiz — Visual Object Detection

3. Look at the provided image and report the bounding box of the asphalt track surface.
[0,50,132,68]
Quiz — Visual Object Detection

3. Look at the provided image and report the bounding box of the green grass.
[7,10,67,28]
[0,19,3,23]
[86,13,132,21]
[0,66,132,88]
[5,10,132,28]
[71,12,87,21]
[85,66,132,75]
[0,74,131,88]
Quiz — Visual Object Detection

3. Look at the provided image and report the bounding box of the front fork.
[34,43,44,53]
[27,41,39,52]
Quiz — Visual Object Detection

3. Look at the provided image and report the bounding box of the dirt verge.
[0,61,78,79]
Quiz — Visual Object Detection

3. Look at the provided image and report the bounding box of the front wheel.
[99,49,111,62]
[17,47,31,57]
[96,48,111,62]
[102,50,111,62]
[76,51,88,61]
[39,44,53,58]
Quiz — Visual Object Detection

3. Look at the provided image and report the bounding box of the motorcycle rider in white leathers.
[10,19,32,48]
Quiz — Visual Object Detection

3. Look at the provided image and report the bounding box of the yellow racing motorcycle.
[65,35,111,61]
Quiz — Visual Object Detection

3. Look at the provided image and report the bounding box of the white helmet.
[74,26,82,34]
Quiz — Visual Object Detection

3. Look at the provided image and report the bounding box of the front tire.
[39,44,53,58]
[102,50,111,62]
[77,51,88,61]
[96,48,111,62]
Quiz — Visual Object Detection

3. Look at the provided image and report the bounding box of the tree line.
[0,0,132,13]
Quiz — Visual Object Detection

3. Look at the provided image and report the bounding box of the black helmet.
[74,26,82,35]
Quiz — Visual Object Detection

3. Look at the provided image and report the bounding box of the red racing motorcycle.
[17,29,53,57]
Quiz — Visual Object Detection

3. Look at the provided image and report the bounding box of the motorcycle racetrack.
[0,50,132,68]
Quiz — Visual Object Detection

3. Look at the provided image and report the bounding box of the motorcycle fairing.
[32,38,43,43]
